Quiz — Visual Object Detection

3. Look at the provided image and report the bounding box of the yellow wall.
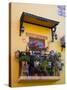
[10,3,65,87]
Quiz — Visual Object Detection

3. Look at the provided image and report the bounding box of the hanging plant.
[15,50,30,62]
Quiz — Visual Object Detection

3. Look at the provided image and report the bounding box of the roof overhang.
[20,12,59,29]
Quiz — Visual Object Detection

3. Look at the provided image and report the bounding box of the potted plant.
[48,50,64,76]
[15,50,30,76]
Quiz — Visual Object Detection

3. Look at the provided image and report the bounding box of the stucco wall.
[10,3,65,87]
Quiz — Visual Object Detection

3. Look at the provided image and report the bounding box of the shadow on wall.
[17,80,61,87]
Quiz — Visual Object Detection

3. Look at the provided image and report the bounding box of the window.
[29,37,45,50]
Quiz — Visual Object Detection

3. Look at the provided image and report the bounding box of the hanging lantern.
[55,34,57,40]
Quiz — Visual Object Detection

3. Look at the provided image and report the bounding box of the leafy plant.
[15,50,30,62]
[47,50,64,76]
[15,50,64,76]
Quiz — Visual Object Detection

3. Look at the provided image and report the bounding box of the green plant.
[19,55,30,62]
[48,51,64,75]
[15,50,30,62]
[56,52,61,57]
[15,50,64,76]
[40,60,48,71]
